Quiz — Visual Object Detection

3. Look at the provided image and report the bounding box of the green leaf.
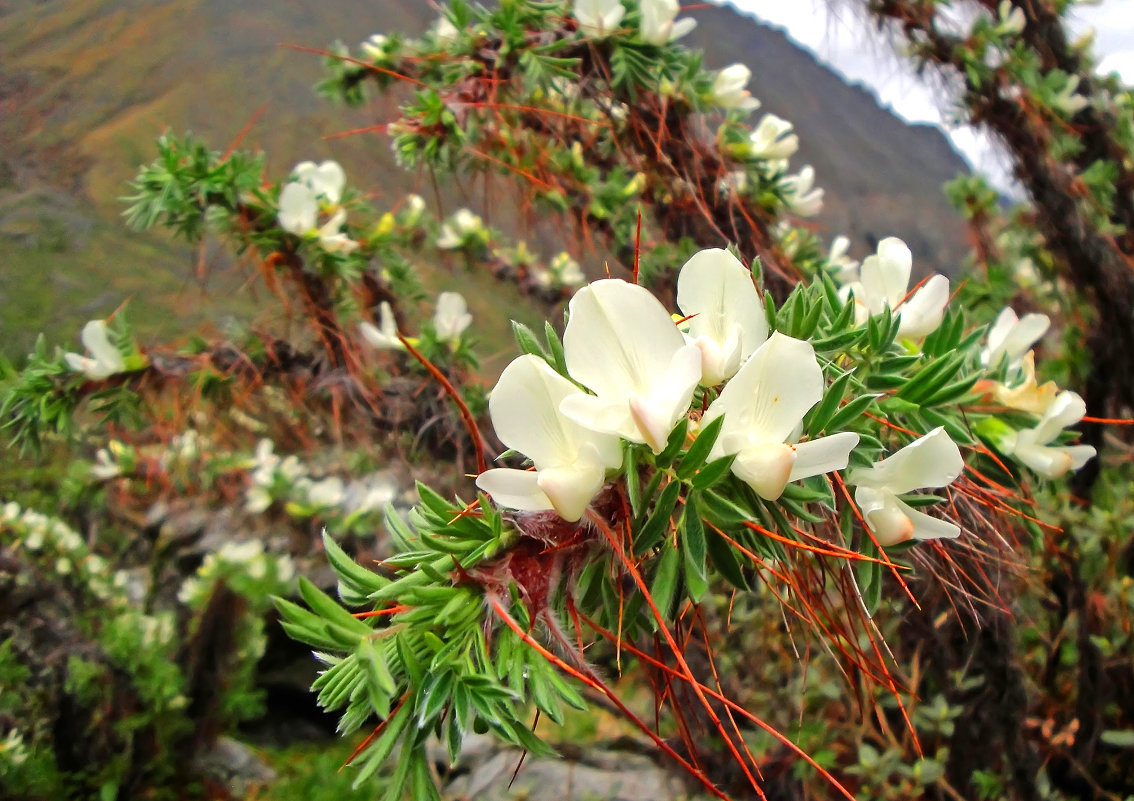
[649,543,681,622]
[705,524,747,589]
[655,416,689,469]
[543,320,569,375]
[634,479,681,554]
[676,414,725,480]
[691,454,736,490]
[680,494,708,602]
[827,394,878,432]
[808,369,853,434]
[322,531,389,605]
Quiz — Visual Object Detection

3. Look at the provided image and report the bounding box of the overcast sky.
[712,0,1134,189]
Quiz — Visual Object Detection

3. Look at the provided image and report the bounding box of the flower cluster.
[477,247,957,547]
[573,0,695,45]
[245,439,402,533]
[278,159,358,254]
[976,307,1096,478]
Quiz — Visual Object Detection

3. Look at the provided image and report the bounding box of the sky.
[712,0,1134,190]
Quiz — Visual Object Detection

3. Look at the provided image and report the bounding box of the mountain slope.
[0,0,971,359]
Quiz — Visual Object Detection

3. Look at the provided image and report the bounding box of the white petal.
[705,332,822,445]
[490,355,623,471]
[999,312,1050,367]
[1032,390,1086,444]
[302,160,346,203]
[631,343,702,452]
[896,274,950,339]
[537,462,607,522]
[564,279,690,401]
[279,183,317,234]
[79,320,125,374]
[476,468,554,512]
[669,16,697,41]
[732,442,797,500]
[677,248,768,381]
[789,432,860,482]
[855,486,914,546]
[851,427,963,494]
[903,501,961,541]
[359,322,402,351]
[859,237,911,313]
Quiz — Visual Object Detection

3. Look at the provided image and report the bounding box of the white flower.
[1052,74,1089,116]
[344,475,398,515]
[316,209,359,254]
[476,355,623,522]
[432,16,459,44]
[278,182,318,235]
[361,33,388,60]
[307,476,346,508]
[402,194,426,225]
[703,332,860,500]
[360,302,404,351]
[436,208,485,249]
[1002,391,1095,478]
[550,251,585,287]
[981,307,1050,371]
[675,248,768,385]
[573,0,625,38]
[279,160,349,239]
[639,0,696,45]
[748,114,799,161]
[91,449,121,480]
[844,237,950,339]
[827,235,859,283]
[64,320,126,379]
[781,165,824,216]
[292,160,346,205]
[848,428,964,546]
[996,1,1026,35]
[712,64,760,113]
[246,486,273,514]
[433,292,472,343]
[559,279,703,453]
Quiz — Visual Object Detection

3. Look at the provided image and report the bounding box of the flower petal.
[80,320,125,374]
[896,274,950,339]
[732,442,796,500]
[859,237,911,313]
[279,182,317,234]
[490,355,621,471]
[677,248,768,383]
[564,279,691,401]
[855,486,914,546]
[705,332,822,445]
[789,432,860,482]
[850,427,963,494]
[476,468,553,512]
[537,462,607,522]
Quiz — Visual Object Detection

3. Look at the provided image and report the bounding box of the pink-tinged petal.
[732,442,797,500]
[669,16,697,40]
[677,248,768,383]
[855,486,915,546]
[897,274,950,339]
[902,499,961,541]
[789,432,860,482]
[850,427,962,494]
[537,462,607,522]
[564,279,689,401]
[489,355,621,470]
[705,332,822,445]
[475,469,553,513]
